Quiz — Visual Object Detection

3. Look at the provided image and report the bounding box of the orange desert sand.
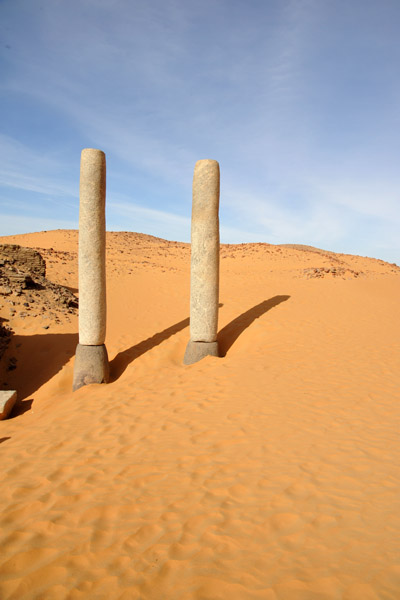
[0,229,399,600]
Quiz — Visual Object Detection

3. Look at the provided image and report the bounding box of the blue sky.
[1,0,400,263]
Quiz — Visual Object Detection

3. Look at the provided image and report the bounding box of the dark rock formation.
[0,245,79,362]
[0,244,46,278]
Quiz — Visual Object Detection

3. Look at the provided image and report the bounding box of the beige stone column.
[73,148,109,390]
[184,159,220,364]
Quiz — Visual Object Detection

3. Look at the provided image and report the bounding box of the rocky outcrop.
[0,245,79,362]
[0,244,46,278]
[0,244,78,310]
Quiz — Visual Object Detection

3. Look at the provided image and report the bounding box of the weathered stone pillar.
[73,148,109,391]
[184,159,220,365]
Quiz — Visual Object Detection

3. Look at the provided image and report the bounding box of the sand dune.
[0,229,399,599]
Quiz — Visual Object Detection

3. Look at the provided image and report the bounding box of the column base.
[73,343,110,391]
[183,340,219,365]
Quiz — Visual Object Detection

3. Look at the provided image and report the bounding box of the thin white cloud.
[0,134,77,202]
[109,198,262,244]
[306,177,400,223]
[1,0,399,263]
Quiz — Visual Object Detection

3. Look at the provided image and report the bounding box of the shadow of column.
[218,295,290,356]
[109,317,190,381]
[2,332,78,417]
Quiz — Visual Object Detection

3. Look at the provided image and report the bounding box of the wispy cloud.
[108,200,190,241]
[108,198,261,243]
[0,134,77,202]
[1,0,399,262]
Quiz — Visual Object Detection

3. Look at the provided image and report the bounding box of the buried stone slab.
[183,340,219,365]
[0,390,17,420]
[72,344,109,391]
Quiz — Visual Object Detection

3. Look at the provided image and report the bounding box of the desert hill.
[0,229,399,599]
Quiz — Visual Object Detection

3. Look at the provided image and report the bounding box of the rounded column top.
[81,148,105,159]
[194,159,219,168]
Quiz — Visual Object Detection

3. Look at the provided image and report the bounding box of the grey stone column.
[184,159,220,365]
[73,148,109,391]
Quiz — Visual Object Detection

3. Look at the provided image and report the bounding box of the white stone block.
[0,390,17,420]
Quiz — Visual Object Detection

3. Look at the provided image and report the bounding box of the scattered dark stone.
[303,266,365,279]
[6,271,36,289]
[0,319,12,362]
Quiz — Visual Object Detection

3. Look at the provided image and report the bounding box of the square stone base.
[183,340,219,365]
[73,344,109,391]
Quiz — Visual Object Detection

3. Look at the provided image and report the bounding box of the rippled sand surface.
[1,230,399,599]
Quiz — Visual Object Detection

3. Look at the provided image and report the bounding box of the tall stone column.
[184,159,220,365]
[73,148,109,391]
